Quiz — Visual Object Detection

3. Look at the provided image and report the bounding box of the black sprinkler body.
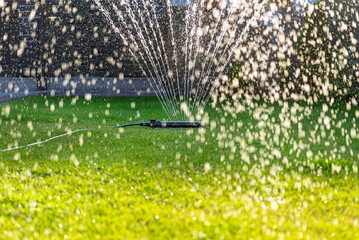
[141,119,205,128]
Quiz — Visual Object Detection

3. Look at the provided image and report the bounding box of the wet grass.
[0,96,358,239]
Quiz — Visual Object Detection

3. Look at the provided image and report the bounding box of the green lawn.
[0,96,358,239]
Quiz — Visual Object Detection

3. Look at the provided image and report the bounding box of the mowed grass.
[0,96,358,240]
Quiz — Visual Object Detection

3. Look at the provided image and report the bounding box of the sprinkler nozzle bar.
[141,119,205,128]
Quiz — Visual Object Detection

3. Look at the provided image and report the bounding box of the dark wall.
[0,0,156,85]
[0,0,41,78]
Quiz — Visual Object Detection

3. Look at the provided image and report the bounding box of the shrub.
[228,61,251,94]
[294,0,358,101]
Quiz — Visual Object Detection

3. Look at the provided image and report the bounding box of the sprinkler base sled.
[141,119,205,128]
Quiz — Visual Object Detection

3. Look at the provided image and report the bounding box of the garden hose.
[1,120,205,152]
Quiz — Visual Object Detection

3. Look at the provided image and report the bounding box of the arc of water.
[95,0,172,118]
[196,0,254,113]
[132,0,178,117]
[185,3,198,119]
[119,0,181,118]
[123,0,179,118]
[165,0,184,120]
[192,0,245,114]
[102,0,175,118]
[187,0,205,119]
[200,0,269,114]
[189,2,228,115]
[120,0,179,118]
[146,0,182,118]
[96,0,268,119]
[194,0,255,115]
[182,1,194,120]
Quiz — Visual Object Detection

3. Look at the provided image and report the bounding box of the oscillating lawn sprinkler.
[140,119,205,128]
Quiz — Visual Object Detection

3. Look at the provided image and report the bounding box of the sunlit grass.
[0,96,358,239]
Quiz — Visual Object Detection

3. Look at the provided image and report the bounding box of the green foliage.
[295,1,332,96]
[332,51,359,101]
[228,61,251,94]
[295,0,359,101]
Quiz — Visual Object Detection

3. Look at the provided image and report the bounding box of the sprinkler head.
[141,119,205,128]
